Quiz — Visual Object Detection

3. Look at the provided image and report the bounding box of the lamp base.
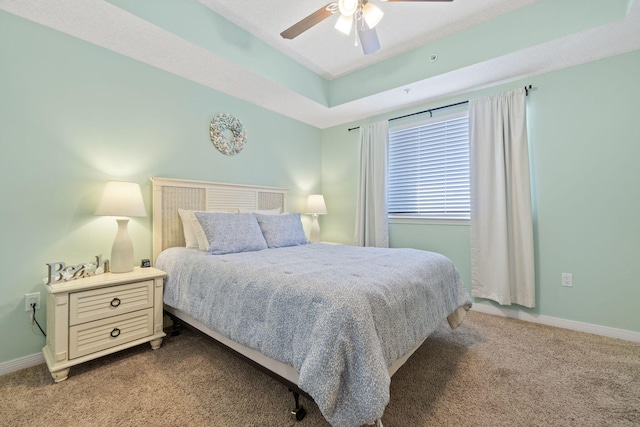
[309,214,321,243]
[110,219,134,273]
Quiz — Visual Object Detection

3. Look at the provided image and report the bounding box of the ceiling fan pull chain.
[354,8,363,46]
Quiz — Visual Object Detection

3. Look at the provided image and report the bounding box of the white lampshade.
[95,181,147,273]
[305,194,327,215]
[335,13,353,35]
[362,2,384,29]
[95,181,147,217]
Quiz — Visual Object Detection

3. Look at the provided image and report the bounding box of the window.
[388,112,470,220]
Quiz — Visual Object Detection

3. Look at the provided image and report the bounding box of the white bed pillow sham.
[254,213,308,248]
[178,208,238,250]
[177,209,201,249]
[194,212,268,255]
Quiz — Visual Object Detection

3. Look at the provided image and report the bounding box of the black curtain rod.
[348,84,533,132]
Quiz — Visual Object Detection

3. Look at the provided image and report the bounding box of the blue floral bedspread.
[157,243,471,427]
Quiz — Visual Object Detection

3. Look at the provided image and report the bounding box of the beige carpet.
[1,311,639,427]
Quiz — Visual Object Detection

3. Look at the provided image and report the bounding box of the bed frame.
[151,177,424,424]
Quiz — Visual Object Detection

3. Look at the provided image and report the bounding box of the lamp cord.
[32,303,46,337]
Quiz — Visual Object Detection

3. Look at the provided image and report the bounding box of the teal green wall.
[0,12,321,364]
[322,49,640,334]
[2,5,639,368]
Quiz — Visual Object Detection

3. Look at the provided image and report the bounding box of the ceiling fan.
[280,0,454,55]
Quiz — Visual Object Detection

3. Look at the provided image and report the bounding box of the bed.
[151,177,472,427]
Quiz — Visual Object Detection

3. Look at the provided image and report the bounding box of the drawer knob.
[110,328,121,338]
[110,297,121,308]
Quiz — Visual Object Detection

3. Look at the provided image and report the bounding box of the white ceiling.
[198,0,542,80]
[1,0,639,129]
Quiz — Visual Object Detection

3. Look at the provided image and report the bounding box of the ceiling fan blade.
[358,26,380,55]
[280,3,338,39]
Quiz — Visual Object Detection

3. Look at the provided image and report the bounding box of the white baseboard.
[471,304,640,343]
[0,352,45,377]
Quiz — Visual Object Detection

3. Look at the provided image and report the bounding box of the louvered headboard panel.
[151,177,288,261]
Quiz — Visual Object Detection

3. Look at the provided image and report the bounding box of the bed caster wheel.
[289,390,306,421]
[290,405,306,421]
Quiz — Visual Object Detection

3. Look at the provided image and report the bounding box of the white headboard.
[151,177,288,262]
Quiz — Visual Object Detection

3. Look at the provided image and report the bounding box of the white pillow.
[238,207,282,215]
[177,209,200,249]
[178,208,238,250]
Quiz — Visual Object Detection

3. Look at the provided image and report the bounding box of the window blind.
[388,113,470,219]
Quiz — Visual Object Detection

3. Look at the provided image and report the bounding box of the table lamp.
[305,194,327,243]
[95,181,147,273]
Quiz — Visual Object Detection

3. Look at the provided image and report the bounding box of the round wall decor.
[209,113,246,155]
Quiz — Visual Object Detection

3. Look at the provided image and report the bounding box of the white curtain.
[469,88,535,308]
[354,121,389,247]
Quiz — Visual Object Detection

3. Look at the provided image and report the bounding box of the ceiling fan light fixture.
[362,2,384,29]
[358,26,380,55]
[338,0,358,16]
[335,13,354,35]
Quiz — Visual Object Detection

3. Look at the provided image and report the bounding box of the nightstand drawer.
[69,308,154,359]
[69,280,154,326]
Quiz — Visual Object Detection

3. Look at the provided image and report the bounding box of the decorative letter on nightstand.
[42,267,166,382]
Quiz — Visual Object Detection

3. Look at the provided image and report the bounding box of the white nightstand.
[42,267,166,382]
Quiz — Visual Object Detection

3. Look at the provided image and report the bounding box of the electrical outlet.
[25,292,41,311]
[561,273,573,287]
